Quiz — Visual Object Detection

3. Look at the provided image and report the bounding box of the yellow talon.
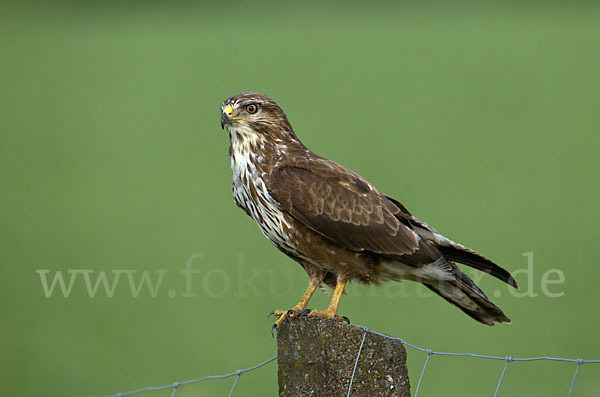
[302,278,347,320]
[270,274,323,332]
[325,277,347,314]
[270,276,348,335]
[273,312,289,329]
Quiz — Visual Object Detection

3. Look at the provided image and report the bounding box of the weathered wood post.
[277,317,410,396]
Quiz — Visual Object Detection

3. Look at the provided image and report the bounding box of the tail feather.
[424,269,511,326]
[438,245,519,289]
[405,214,519,290]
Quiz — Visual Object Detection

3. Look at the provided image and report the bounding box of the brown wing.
[267,158,419,255]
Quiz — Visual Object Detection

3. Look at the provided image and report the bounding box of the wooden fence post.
[277,317,411,396]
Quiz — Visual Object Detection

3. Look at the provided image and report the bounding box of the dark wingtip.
[508,276,519,289]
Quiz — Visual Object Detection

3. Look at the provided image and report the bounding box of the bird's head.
[220,92,295,143]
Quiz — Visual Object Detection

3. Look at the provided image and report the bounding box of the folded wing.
[267,159,419,256]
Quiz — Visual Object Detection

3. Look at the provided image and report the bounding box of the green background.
[2,1,600,396]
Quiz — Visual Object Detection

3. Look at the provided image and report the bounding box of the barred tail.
[424,269,511,326]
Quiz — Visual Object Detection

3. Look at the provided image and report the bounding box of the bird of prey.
[220,92,518,330]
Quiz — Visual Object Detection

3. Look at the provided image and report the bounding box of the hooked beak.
[221,105,233,129]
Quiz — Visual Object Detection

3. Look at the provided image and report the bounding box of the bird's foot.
[268,308,302,336]
[299,308,350,324]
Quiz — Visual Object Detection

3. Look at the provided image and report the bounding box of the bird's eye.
[246,104,258,114]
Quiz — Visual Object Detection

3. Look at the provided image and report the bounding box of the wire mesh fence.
[355,325,599,397]
[93,324,599,397]
[91,356,277,397]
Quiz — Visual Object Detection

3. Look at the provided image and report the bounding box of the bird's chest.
[230,148,292,250]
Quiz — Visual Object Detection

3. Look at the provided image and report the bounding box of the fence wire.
[94,324,599,397]
[355,325,599,397]
[91,356,277,397]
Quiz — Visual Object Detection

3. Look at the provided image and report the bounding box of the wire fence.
[94,324,599,397]
[91,356,277,397]
[355,325,599,397]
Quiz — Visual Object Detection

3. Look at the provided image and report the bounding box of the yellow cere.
[224,105,233,117]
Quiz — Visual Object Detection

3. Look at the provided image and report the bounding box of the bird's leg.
[270,273,323,330]
[303,276,347,321]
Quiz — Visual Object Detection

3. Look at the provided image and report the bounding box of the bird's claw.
[268,309,288,319]
[269,308,349,336]
[299,309,312,317]
[337,315,351,324]
[269,308,302,336]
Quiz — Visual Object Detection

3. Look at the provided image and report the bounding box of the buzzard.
[220,92,517,330]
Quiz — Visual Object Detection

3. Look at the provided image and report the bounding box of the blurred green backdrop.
[2,1,600,396]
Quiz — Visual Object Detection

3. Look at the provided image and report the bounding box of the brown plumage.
[220,92,518,328]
